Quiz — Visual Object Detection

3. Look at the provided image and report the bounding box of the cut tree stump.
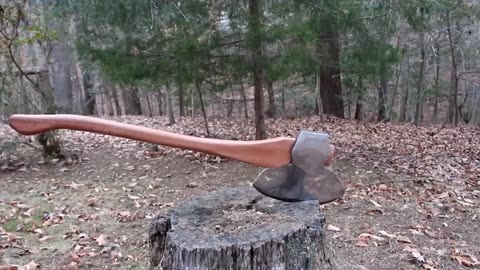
[148,185,337,270]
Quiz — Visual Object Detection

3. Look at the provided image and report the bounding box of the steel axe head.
[252,130,345,204]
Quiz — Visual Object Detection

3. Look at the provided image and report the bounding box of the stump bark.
[148,186,337,270]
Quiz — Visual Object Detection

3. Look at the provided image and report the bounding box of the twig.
[21,141,40,151]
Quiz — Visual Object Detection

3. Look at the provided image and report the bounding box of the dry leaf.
[411,248,425,263]
[96,234,108,246]
[451,255,476,267]
[119,211,131,217]
[66,182,83,190]
[111,250,122,259]
[124,166,135,171]
[396,235,412,243]
[369,199,382,207]
[38,235,52,242]
[358,233,385,241]
[355,240,369,247]
[378,230,396,238]
[366,209,384,215]
[127,194,140,200]
[23,261,40,270]
[327,224,341,232]
[422,263,437,270]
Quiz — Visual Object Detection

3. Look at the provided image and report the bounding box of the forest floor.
[0,116,479,270]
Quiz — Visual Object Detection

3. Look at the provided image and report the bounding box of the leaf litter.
[1,115,479,269]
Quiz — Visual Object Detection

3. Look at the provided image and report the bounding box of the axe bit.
[8,114,345,203]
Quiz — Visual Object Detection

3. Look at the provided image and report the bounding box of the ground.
[1,116,479,270]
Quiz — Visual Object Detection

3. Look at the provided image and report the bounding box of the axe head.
[252,130,345,204]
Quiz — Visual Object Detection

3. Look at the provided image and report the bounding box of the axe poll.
[8,114,345,204]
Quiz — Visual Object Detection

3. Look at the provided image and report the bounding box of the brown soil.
[1,119,479,270]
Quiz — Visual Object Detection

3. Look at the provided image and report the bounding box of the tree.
[0,0,64,157]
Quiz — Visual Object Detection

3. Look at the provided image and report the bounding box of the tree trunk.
[281,87,286,113]
[240,82,248,119]
[37,69,63,158]
[354,94,363,121]
[316,68,324,121]
[19,75,30,113]
[49,20,74,114]
[389,48,405,121]
[248,0,267,139]
[318,22,344,118]
[122,86,142,115]
[148,186,337,270]
[145,92,153,117]
[470,88,480,125]
[98,91,104,116]
[433,42,441,123]
[378,79,387,121]
[82,72,95,115]
[190,87,195,117]
[38,70,56,114]
[347,89,352,119]
[165,83,175,125]
[227,99,234,117]
[177,80,185,117]
[400,54,411,122]
[105,80,121,116]
[265,80,276,118]
[446,11,459,126]
[414,31,426,126]
[156,91,163,116]
[195,79,211,137]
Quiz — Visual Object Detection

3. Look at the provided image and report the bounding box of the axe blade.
[252,130,345,204]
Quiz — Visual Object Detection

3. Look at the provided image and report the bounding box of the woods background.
[1,0,480,140]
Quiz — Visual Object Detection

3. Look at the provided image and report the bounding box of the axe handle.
[8,114,296,168]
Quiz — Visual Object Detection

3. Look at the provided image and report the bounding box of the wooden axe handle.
[8,114,296,168]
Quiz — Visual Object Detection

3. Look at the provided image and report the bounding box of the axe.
[8,114,345,204]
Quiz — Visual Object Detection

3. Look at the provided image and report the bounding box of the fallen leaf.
[369,199,382,207]
[358,233,385,241]
[120,211,131,216]
[96,234,108,246]
[38,235,52,241]
[127,194,140,200]
[111,250,122,259]
[186,182,199,188]
[355,240,369,247]
[367,209,384,215]
[411,248,425,263]
[424,229,436,238]
[59,167,70,172]
[378,230,396,238]
[396,235,412,243]
[70,252,81,263]
[422,263,437,270]
[65,182,83,190]
[451,255,477,267]
[124,165,135,171]
[327,224,341,232]
[23,261,40,270]
[87,198,98,207]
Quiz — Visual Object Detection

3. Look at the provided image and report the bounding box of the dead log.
[148,186,337,270]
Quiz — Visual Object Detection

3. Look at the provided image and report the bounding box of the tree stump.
[148,186,337,270]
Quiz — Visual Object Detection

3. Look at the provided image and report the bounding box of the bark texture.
[148,186,337,270]
[248,0,267,139]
